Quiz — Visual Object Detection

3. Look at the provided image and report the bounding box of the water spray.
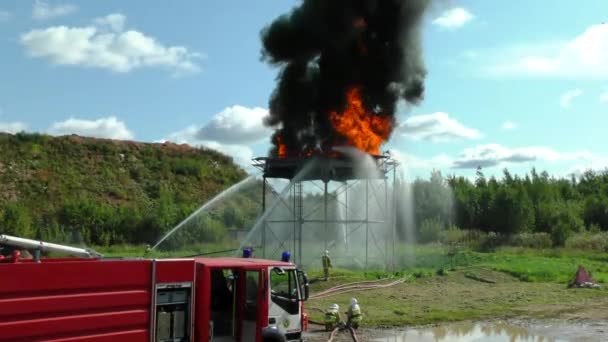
[150,173,260,252]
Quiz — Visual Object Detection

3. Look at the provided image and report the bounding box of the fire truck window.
[244,271,259,320]
[210,268,236,339]
[270,269,299,314]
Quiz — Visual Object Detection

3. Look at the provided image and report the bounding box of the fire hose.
[307,314,360,342]
[313,278,395,295]
[306,278,407,342]
[327,324,359,342]
[311,278,406,299]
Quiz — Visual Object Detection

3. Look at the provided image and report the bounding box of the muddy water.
[305,320,608,341]
[372,320,607,342]
[374,321,565,341]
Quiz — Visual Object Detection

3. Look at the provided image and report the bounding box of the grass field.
[96,243,608,284]
[301,245,608,283]
[300,246,608,327]
[94,242,241,258]
[306,267,608,327]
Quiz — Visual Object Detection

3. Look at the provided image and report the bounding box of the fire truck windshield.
[270,268,300,314]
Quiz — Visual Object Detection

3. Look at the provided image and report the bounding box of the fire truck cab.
[0,235,309,342]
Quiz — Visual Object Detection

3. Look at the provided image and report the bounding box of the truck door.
[268,268,301,340]
[209,268,237,341]
[240,270,261,342]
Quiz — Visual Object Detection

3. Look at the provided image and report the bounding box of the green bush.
[419,217,443,243]
[565,231,608,252]
[439,225,466,245]
[509,232,553,249]
[476,232,503,252]
[171,158,202,177]
[0,202,34,238]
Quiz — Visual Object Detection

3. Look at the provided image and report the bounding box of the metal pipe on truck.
[0,234,103,259]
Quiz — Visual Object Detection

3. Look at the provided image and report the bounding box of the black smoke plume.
[261,0,430,157]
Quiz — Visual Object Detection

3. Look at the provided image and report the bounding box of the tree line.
[400,167,608,248]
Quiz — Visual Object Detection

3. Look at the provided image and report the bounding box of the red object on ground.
[574,265,593,285]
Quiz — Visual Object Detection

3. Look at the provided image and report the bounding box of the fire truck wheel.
[262,326,287,342]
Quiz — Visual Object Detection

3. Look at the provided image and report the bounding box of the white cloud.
[480,24,608,79]
[48,116,134,140]
[452,143,601,169]
[0,122,28,134]
[432,8,474,30]
[397,112,481,142]
[501,121,517,130]
[162,125,254,169]
[568,160,608,178]
[20,13,202,76]
[600,90,608,103]
[389,148,452,170]
[160,105,272,168]
[0,9,11,22]
[560,89,583,108]
[32,0,76,20]
[195,105,271,144]
[93,13,125,32]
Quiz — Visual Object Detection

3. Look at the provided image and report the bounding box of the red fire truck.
[0,234,309,342]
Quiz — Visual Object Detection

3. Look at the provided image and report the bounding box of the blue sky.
[0,0,607,180]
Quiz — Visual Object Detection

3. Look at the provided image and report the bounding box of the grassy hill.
[0,132,260,248]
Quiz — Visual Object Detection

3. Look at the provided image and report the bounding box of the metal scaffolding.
[252,153,399,270]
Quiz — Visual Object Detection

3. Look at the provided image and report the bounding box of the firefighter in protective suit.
[324,304,341,331]
[347,297,362,329]
[322,250,332,281]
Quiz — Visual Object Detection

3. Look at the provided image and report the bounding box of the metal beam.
[262,177,266,258]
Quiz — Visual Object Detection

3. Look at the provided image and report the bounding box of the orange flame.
[329,86,391,155]
[277,135,288,158]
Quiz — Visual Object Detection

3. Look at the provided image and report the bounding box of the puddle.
[304,320,608,341]
[373,320,605,342]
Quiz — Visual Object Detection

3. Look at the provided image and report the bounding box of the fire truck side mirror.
[297,270,309,301]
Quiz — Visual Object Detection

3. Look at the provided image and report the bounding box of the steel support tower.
[252,153,399,270]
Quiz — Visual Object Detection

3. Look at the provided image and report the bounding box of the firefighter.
[324,304,341,331]
[322,250,332,281]
[346,297,362,329]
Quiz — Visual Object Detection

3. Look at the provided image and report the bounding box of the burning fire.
[274,86,392,158]
[276,135,315,158]
[277,135,288,158]
[329,86,391,155]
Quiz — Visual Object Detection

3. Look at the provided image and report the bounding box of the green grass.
[300,245,608,326]
[306,267,608,327]
[470,248,608,283]
[307,273,608,326]
[96,243,608,285]
[391,245,608,284]
[95,242,242,258]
